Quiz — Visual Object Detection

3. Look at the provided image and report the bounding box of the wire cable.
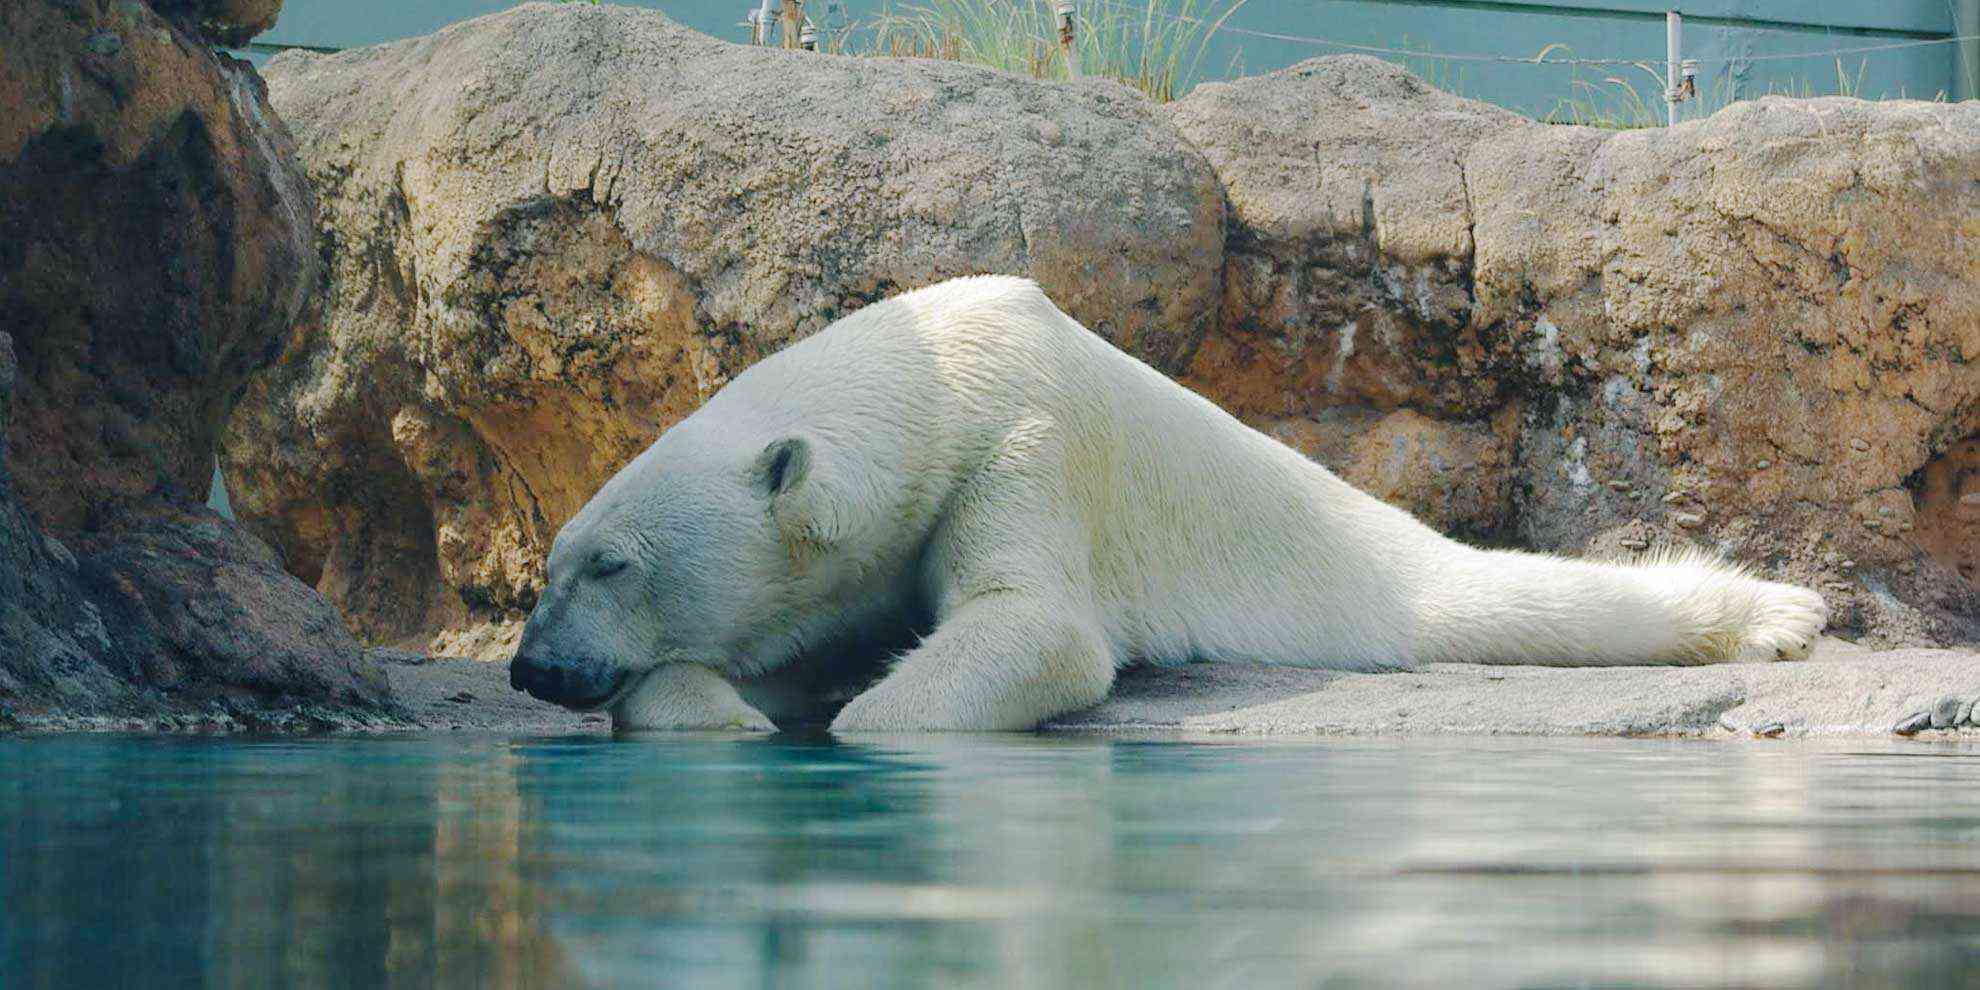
[1078,0,1980,69]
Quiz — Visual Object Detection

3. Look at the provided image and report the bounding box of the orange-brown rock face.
[0,1,402,730]
[230,3,1225,654]
[0,0,315,536]
[1915,440,1980,587]
[1264,408,1515,540]
[1168,57,1980,645]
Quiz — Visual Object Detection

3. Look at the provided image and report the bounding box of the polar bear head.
[508,422,844,711]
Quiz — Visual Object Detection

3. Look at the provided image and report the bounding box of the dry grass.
[1543,54,1895,130]
[865,0,1247,102]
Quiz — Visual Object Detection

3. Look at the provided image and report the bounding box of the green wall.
[246,1,1975,119]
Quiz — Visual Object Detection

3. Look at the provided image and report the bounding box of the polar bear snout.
[509,653,628,710]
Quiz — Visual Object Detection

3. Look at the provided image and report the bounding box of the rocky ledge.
[387,641,1980,740]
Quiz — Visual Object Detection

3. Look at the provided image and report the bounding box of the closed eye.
[592,555,630,579]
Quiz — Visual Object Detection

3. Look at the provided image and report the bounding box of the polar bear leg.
[828,592,1116,731]
[832,417,1115,731]
[613,663,777,732]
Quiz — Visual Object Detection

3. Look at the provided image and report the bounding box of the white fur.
[532,276,1827,732]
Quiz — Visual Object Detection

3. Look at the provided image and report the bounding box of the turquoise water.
[5,734,1980,988]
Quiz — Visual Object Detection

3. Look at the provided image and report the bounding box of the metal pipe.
[1056,0,1081,79]
[1665,10,1682,126]
[1958,0,1979,102]
[813,0,845,53]
[750,0,774,45]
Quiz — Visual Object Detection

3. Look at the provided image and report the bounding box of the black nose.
[510,654,624,710]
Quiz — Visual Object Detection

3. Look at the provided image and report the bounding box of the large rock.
[1168,56,1980,646]
[0,0,316,535]
[230,2,1224,653]
[148,0,285,47]
[0,0,397,731]
[0,334,399,731]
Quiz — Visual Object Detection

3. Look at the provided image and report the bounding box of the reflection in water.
[6,735,1980,988]
[0,738,575,989]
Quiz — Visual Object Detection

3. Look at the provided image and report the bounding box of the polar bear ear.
[753,437,812,499]
[754,437,834,558]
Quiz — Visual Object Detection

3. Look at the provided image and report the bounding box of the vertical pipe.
[1666,11,1682,126]
[1958,0,1979,102]
[752,0,774,45]
[1057,0,1081,79]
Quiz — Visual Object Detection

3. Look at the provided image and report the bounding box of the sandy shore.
[385,638,1980,740]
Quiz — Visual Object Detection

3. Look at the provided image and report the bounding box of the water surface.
[5,733,1980,988]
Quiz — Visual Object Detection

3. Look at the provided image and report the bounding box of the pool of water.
[5,733,1980,988]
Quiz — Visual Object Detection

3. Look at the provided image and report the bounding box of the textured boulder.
[0,333,124,724]
[1168,56,1980,646]
[1264,407,1514,539]
[0,0,397,731]
[148,0,284,46]
[0,0,316,535]
[74,500,394,718]
[0,334,398,732]
[231,3,1224,653]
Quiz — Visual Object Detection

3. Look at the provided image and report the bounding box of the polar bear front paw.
[830,679,949,732]
[830,674,1012,732]
[613,664,778,732]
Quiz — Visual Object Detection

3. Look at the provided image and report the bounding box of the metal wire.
[1080,0,1980,69]
[241,4,1980,73]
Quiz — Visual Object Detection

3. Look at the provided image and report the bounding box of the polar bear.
[508,275,1828,732]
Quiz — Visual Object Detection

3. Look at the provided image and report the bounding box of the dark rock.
[0,2,398,733]
[1932,695,1964,730]
[0,336,399,731]
[145,0,285,47]
[1894,711,1934,736]
[75,501,394,712]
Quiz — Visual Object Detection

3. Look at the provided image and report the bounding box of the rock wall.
[232,2,1224,654]
[0,0,398,729]
[1168,57,1980,646]
[1,0,315,535]
[233,5,1980,655]
[0,333,397,731]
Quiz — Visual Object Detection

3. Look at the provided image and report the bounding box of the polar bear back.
[694,276,1440,670]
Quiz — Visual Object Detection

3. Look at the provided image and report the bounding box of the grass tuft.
[1542,53,1889,130]
[866,0,1248,102]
